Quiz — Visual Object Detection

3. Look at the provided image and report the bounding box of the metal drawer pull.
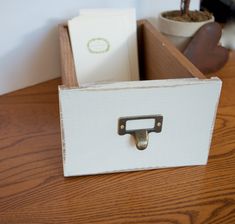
[118,115,163,150]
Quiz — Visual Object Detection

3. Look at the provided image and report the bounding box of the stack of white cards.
[68,9,139,86]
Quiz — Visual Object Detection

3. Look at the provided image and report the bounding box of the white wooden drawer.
[59,20,222,176]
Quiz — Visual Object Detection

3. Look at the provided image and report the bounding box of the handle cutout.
[126,119,155,131]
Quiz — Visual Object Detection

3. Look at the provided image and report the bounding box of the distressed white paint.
[0,0,199,95]
[59,78,221,176]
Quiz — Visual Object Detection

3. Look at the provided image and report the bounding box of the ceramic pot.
[158,12,214,51]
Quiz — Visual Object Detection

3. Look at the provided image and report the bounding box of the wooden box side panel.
[138,20,206,80]
[59,25,78,87]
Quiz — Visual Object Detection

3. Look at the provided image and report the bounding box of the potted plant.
[159,0,214,51]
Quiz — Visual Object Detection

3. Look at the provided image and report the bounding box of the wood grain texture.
[138,20,206,80]
[0,59,235,223]
[59,25,78,87]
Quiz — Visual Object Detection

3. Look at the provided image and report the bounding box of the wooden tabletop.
[1,53,235,224]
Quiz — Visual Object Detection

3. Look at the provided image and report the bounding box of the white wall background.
[0,0,199,95]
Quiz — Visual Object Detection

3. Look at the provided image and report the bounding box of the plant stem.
[181,0,191,15]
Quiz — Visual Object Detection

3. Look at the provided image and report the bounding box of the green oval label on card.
[87,38,110,54]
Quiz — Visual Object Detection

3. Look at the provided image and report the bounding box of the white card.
[68,9,139,85]
[79,9,139,83]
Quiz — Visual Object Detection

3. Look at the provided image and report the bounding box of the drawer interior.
[59,20,206,88]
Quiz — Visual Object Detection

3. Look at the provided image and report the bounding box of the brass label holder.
[118,115,163,150]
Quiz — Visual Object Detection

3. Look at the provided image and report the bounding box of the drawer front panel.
[59,79,221,176]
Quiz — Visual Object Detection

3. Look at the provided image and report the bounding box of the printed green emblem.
[87,38,110,54]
